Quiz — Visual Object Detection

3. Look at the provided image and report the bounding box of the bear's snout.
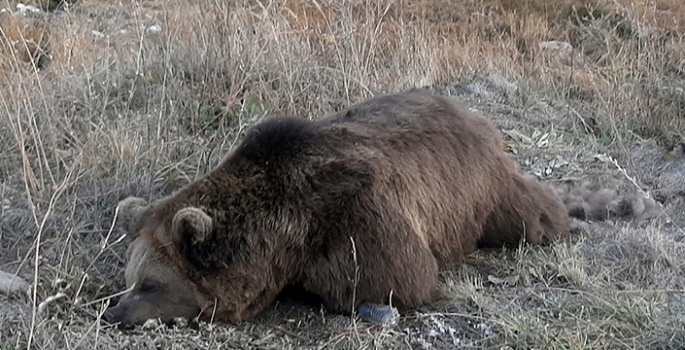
[102,303,135,330]
[100,289,200,329]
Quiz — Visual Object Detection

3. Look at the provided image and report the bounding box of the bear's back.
[293,92,519,311]
[223,91,512,266]
[308,91,513,264]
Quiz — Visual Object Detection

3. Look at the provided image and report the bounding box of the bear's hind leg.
[518,176,570,244]
[479,175,570,247]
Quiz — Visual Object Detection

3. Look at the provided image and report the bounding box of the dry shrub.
[616,0,685,34]
[20,0,74,11]
[0,10,50,69]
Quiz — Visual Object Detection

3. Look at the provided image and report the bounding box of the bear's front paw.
[358,302,399,326]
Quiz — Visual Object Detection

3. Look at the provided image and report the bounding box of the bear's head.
[103,196,213,329]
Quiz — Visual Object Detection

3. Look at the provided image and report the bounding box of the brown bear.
[103,90,572,329]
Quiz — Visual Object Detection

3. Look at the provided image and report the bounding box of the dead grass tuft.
[0,10,50,70]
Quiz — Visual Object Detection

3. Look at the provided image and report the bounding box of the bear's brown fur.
[104,91,571,327]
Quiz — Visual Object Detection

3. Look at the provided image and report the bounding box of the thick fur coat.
[105,91,572,327]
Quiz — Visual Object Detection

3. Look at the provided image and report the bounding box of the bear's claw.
[358,302,399,326]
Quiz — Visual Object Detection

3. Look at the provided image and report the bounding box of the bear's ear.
[116,197,148,238]
[171,207,214,249]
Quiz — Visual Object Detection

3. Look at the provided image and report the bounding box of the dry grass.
[0,0,684,349]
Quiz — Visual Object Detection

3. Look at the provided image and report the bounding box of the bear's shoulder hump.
[237,117,320,167]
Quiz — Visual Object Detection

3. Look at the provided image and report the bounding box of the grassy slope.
[0,0,684,349]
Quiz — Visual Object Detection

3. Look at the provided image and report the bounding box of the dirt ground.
[1,0,684,349]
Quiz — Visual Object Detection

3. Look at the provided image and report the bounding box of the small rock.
[539,40,573,53]
[146,24,162,34]
[539,41,574,66]
[16,3,41,16]
[0,270,31,297]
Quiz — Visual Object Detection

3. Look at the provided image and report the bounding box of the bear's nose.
[102,305,134,330]
[102,308,116,324]
[101,306,120,325]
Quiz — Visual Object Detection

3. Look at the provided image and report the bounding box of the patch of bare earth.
[0,0,684,349]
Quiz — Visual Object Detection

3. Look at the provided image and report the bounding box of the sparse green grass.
[0,0,684,349]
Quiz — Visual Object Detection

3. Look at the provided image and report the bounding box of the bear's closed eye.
[139,280,162,293]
